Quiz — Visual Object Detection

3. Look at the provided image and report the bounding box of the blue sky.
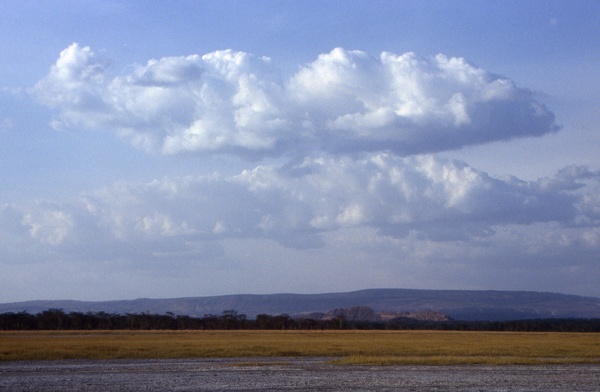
[1,1,599,302]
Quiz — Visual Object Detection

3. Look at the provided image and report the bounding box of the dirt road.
[1,358,599,391]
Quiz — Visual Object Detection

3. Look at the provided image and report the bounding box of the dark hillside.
[1,288,599,321]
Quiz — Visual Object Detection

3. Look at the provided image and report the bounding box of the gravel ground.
[1,358,599,391]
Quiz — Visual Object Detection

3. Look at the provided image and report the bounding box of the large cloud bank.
[34,44,558,156]
[2,153,599,297]
[7,156,599,253]
[6,44,597,298]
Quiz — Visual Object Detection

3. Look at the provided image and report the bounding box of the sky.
[1,0,599,302]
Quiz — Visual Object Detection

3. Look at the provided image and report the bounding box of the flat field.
[1,330,600,365]
[3,359,600,391]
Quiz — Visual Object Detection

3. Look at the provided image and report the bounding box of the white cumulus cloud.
[33,44,558,157]
[3,157,598,299]
[22,207,75,246]
[14,156,599,253]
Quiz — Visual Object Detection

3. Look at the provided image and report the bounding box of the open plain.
[1,331,599,391]
[2,330,600,364]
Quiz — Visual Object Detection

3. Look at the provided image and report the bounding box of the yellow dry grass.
[1,330,599,365]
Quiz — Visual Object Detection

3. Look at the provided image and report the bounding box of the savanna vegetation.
[2,310,599,365]
[1,330,599,365]
[1,309,600,332]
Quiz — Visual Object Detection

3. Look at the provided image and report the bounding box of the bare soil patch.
[1,358,599,391]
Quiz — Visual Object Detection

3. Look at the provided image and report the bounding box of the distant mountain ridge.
[1,288,599,321]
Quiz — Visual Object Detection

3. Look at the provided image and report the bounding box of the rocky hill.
[296,306,451,322]
[1,288,599,321]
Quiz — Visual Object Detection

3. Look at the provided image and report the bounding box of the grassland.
[1,330,599,365]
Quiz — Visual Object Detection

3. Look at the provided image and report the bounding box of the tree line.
[1,309,599,332]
